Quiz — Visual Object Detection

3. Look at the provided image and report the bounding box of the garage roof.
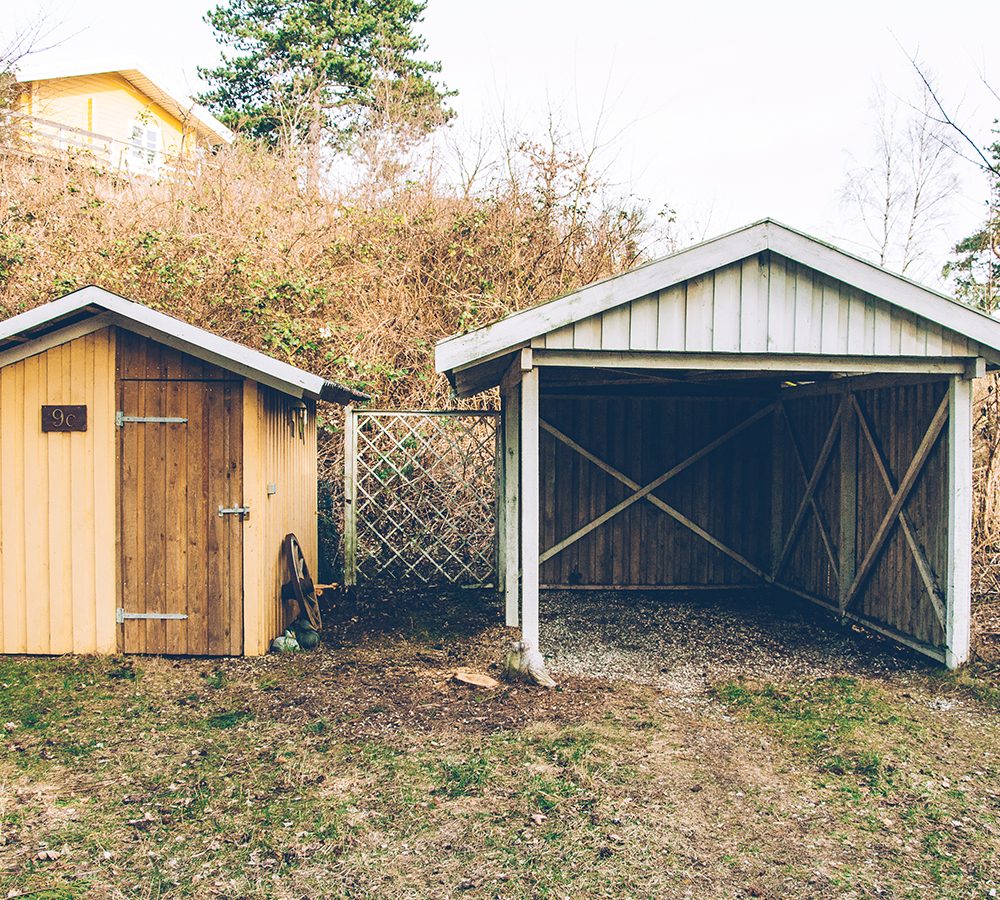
[436,219,1000,395]
[0,286,367,404]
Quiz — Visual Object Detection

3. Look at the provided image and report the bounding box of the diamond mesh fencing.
[345,410,500,587]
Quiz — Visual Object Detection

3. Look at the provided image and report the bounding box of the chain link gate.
[344,410,500,588]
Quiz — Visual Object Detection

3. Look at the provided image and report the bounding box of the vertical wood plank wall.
[777,392,843,604]
[117,331,245,656]
[0,328,117,654]
[243,383,318,655]
[538,394,773,587]
[775,380,950,650]
[540,380,953,657]
[853,381,949,648]
[532,253,977,359]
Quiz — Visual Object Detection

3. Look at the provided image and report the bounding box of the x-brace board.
[850,394,947,627]
[772,397,846,581]
[843,392,950,612]
[538,403,777,579]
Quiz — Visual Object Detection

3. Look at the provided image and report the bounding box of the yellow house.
[13,63,234,176]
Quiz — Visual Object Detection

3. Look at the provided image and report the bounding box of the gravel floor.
[541,588,933,701]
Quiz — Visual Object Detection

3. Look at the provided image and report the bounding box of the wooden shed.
[436,220,1000,669]
[0,286,364,657]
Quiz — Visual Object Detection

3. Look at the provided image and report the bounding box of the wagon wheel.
[281,533,322,631]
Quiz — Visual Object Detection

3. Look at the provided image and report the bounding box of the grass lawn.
[1,591,998,898]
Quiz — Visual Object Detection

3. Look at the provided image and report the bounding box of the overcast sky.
[13,0,1000,285]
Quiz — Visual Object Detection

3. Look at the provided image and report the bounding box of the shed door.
[118,378,244,655]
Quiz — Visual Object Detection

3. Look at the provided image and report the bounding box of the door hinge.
[116,608,189,624]
[116,411,189,427]
[218,504,251,520]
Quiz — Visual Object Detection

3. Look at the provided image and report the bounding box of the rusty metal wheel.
[281,533,322,631]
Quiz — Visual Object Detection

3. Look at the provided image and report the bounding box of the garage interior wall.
[0,327,117,654]
[539,393,772,588]
[535,374,959,662]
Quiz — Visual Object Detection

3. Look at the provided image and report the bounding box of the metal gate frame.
[344,409,501,588]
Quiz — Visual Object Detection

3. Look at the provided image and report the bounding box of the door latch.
[116,608,189,624]
[218,505,251,520]
[116,411,188,427]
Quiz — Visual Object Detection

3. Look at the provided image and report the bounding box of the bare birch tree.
[843,81,958,277]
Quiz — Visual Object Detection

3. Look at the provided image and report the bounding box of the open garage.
[436,219,1000,669]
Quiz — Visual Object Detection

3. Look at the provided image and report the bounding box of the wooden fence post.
[502,370,521,627]
[343,405,358,587]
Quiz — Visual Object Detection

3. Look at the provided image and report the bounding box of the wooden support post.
[501,369,521,627]
[946,375,972,669]
[520,366,540,647]
[838,391,857,615]
[343,405,358,587]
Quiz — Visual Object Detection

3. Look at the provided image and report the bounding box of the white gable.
[0,286,366,404]
[436,220,1000,388]
[533,254,978,358]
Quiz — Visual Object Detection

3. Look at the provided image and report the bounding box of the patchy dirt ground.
[1,589,998,899]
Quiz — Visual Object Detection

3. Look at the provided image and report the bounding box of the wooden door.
[119,377,244,655]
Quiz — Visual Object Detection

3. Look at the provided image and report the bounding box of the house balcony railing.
[5,115,205,180]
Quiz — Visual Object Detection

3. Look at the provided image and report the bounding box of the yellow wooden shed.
[0,286,364,656]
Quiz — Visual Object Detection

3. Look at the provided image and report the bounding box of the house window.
[128,119,161,172]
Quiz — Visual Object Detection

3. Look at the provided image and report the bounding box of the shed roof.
[16,62,235,146]
[0,286,367,404]
[436,219,1000,394]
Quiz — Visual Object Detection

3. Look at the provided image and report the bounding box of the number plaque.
[42,405,88,432]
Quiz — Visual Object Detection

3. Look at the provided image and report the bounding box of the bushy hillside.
[0,135,651,578]
[0,140,649,410]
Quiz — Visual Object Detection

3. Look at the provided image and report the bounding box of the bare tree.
[0,11,68,146]
[0,12,66,77]
[900,50,999,312]
[843,80,958,277]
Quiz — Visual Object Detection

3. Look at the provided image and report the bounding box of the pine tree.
[944,130,1000,312]
[197,0,452,159]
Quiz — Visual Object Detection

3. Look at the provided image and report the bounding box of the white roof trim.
[0,286,355,402]
[436,219,1000,374]
[15,63,234,146]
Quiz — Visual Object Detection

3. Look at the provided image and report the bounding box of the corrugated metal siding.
[243,383,318,655]
[533,253,977,358]
[0,328,117,654]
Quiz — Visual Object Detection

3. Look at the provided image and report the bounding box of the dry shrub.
[973,374,1000,660]
[0,137,649,403]
[0,130,651,574]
